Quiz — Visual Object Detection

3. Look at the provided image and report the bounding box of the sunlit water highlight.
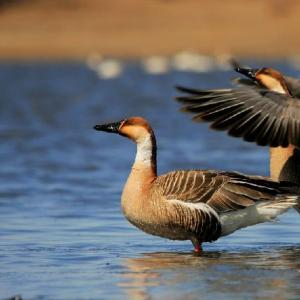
[0,61,299,299]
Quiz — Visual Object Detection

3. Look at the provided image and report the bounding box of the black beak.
[93,121,122,134]
[234,65,259,80]
[230,59,258,80]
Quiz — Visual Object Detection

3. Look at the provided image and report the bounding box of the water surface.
[0,61,299,299]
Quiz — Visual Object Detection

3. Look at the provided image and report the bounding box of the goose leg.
[191,238,203,253]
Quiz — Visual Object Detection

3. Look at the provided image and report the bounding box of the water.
[0,61,299,299]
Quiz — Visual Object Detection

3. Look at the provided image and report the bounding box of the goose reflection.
[119,247,300,300]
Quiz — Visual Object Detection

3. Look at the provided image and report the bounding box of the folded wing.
[156,170,295,241]
[159,170,289,213]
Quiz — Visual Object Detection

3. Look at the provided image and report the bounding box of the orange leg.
[191,238,203,253]
[194,244,203,253]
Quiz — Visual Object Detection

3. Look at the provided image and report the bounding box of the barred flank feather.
[156,170,299,241]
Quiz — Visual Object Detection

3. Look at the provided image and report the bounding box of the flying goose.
[176,62,300,187]
[94,117,298,252]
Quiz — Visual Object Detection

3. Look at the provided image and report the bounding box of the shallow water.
[0,61,299,299]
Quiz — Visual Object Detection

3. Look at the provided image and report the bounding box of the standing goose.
[94,117,298,252]
[176,62,300,187]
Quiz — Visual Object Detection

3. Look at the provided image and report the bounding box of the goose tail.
[220,194,298,237]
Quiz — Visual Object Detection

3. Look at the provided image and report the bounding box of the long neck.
[267,76,300,183]
[133,132,157,175]
[270,145,300,184]
[121,132,157,214]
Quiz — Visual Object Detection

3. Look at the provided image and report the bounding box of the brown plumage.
[176,83,300,147]
[94,117,298,252]
[175,62,300,192]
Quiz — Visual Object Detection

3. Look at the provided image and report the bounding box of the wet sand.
[1,0,300,60]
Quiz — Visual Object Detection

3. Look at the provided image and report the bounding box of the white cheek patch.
[259,75,286,94]
[272,84,286,94]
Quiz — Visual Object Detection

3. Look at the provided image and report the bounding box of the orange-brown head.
[94,117,157,171]
[254,67,291,95]
[235,65,291,96]
[94,117,154,143]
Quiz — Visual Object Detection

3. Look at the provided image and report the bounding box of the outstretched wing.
[176,85,300,147]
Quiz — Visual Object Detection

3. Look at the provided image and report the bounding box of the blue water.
[0,61,299,299]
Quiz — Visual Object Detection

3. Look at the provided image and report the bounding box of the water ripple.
[0,61,299,299]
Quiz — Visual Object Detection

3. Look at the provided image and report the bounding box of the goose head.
[254,67,291,95]
[235,65,291,95]
[94,116,153,143]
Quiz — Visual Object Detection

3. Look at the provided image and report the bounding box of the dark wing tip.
[192,115,206,123]
[175,96,194,103]
[175,85,204,95]
[175,84,187,92]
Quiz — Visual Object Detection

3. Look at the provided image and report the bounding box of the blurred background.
[1,1,300,300]
[1,0,300,59]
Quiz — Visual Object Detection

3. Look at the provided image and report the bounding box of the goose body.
[176,62,300,187]
[94,117,298,252]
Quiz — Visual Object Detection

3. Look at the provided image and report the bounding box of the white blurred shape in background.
[86,54,123,79]
[86,53,103,71]
[142,56,170,74]
[171,51,214,72]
